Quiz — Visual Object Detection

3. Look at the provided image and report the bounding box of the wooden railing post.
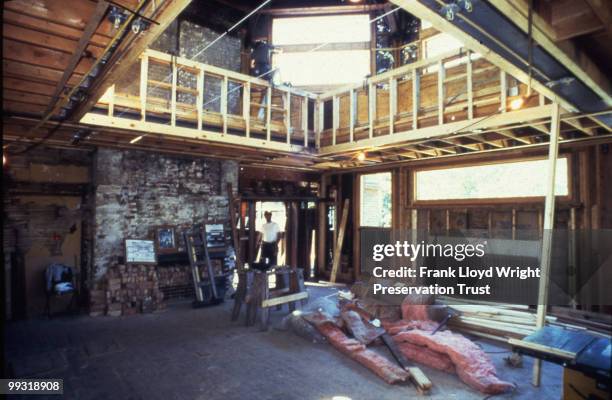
[349,89,355,142]
[437,60,445,125]
[140,55,148,121]
[221,76,228,135]
[197,69,204,130]
[108,85,115,117]
[332,95,339,146]
[389,77,397,134]
[315,99,323,149]
[243,81,251,137]
[368,82,376,138]
[286,90,291,144]
[500,71,507,112]
[171,56,177,127]
[302,97,308,147]
[467,51,474,120]
[266,86,272,142]
[412,68,419,130]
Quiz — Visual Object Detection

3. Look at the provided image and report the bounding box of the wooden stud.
[139,56,149,121]
[533,102,561,387]
[108,85,115,117]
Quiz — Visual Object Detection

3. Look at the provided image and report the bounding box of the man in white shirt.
[260,211,281,266]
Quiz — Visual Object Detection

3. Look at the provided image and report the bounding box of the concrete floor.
[4,286,563,400]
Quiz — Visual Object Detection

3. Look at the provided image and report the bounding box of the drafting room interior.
[2,0,612,399]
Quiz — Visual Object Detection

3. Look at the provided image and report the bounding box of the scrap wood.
[393,329,514,395]
[341,310,385,345]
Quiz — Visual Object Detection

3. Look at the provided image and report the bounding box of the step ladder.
[184,226,223,307]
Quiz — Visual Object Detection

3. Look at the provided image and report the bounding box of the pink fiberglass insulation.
[393,329,515,394]
[396,342,456,374]
[315,321,409,384]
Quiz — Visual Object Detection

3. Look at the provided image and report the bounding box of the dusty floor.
[4,285,563,400]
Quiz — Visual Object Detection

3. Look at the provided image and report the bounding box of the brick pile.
[89,264,165,317]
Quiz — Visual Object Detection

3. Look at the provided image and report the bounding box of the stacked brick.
[89,264,165,317]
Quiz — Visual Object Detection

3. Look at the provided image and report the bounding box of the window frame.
[270,13,373,89]
[410,155,574,206]
[359,171,393,228]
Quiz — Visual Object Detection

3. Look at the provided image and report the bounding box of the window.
[414,158,569,201]
[272,15,371,88]
[360,172,392,227]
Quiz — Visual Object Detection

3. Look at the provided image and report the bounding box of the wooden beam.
[487,0,612,107]
[389,0,579,112]
[330,198,350,283]
[43,0,109,115]
[532,102,561,387]
[368,82,376,138]
[71,0,193,120]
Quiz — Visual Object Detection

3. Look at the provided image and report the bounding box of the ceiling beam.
[487,0,612,107]
[388,0,579,112]
[71,0,193,121]
[44,0,110,116]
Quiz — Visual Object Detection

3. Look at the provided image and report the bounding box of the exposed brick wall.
[92,148,238,280]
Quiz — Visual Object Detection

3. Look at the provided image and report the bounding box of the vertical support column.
[171,57,177,127]
[437,60,445,125]
[412,68,419,129]
[108,85,115,117]
[389,77,397,134]
[140,55,148,121]
[302,97,308,147]
[286,90,291,144]
[500,71,507,112]
[349,89,355,142]
[221,76,228,135]
[532,102,561,387]
[266,86,272,142]
[368,82,376,138]
[568,207,577,309]
[196,69,204,130]
[243,81,251,137]
[332,95,339,146]
[317,174,328,277]
[467,51,474,120]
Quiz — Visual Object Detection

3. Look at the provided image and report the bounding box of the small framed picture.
[156,226,177,253]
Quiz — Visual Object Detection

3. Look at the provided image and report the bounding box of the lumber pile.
[89,264,165,317]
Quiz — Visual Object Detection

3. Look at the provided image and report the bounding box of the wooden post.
[532,102,561,386]
[368,82,376,138]
[349,89,355,142]
[171,57,177,127]
[302,97,308,147]
[140,55,148,121]
[500,71,507,112]
[315,100,323,149]
[330,198,350,283]
[197,69,204,130]
[332,95,339,146]
[227,183,244,272]
[412,68,419,129]
[467,51,474,119]
[317,174,328,277]
[437,60,445,125]
[108,85,115,117]
[221,76,228,135]
[286,90,291,144]
[266,86,272,141]
[569,207,577,309]
[243,81,251,137]
[389,77,397,134]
